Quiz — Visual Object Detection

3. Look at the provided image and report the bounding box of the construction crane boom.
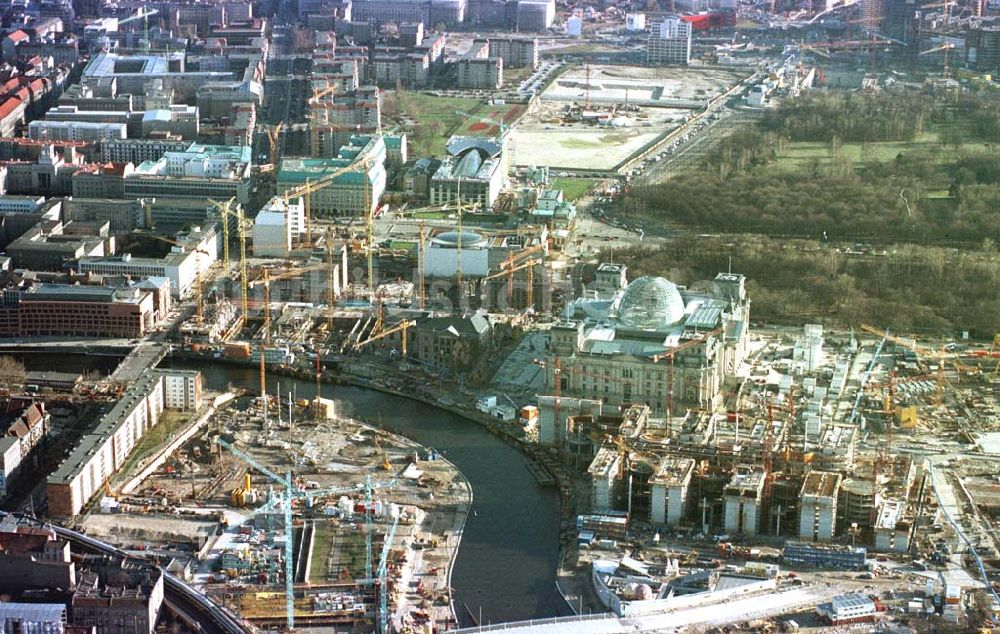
[354,319,416,360]
[651,328,725,427]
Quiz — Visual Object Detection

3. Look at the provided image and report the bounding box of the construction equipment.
[231,473,257,507]
[920,42,955,74]
[247,264,327,400]
[264,123,284,167]
[483,258,542,310]
[375,515,400,634]
[417,223,426,310]
[215,438,398,632]
[354,319,416,361]
[859,323,976,406]
[209,197,236,272]
[494,242,547,308]
[210,199,253,322]
[651,328,725,429]
[277,154,376,255]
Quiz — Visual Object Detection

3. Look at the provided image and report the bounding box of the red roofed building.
[2,31,29,63]
[0,97,26,137]
[0,399,48,496]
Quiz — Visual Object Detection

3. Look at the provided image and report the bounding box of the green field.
[385,92,525,157]
[550,177,600,201]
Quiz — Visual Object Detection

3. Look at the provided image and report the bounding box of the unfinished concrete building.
[588,445,622,512]
[799,471,841,542]
[649,457,695,526]
[874,499,911,553]
[724,469,765,536]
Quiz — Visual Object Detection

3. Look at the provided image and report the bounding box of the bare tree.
[0,356,26,388]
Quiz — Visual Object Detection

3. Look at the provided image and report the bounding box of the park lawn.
[392,93,483,156]
[550,177,599,201]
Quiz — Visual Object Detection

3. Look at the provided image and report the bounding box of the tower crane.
[650,327,725,431]
[248,264,327,400]
[494,241,547,308]
[215,437,398,632]
[264,123,284,169]
[859,323,975,407]
[134,233,211,326]
[277,152,377,259]
[354,319,417,361]
[919,42,955,75]
[210,199,252,322]
[483,258,542,310]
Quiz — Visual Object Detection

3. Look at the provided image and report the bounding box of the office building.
[488,37,539,68]
[276,135,386,217]
[649,456,694,526]
[99,138,189,165]
[253,196,304,257]
[647,16,691,65]
[123,143,252,205]
[78,225,217,298]
[966,26,1000,74]
[28,120,127,143]
[516,0,555,32]
[4,219,111,271]
[0,284,156,339]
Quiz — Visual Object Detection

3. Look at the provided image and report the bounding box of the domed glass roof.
[431,231,487,248]
[617,276,685,330]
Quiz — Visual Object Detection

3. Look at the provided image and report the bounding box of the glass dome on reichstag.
[616,276,685,330]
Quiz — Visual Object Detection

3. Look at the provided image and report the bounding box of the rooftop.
[800,471,842,499]
[648,456,694,486]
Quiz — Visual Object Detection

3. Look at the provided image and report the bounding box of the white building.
[647,17,691,65]
[626,13,646,31]
[0,195,45,214]
[78,225,218,298]
[253,196,304,257]
[28,120,127,142]
[422,230,490,278]
[874,499,910,553]
[793,324,825,373]
[588,445,622,512]
[163,370,202,410]
[816,593,877,625]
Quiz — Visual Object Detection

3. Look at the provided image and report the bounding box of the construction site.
[526,304,1000,628]
[511,65,748,172]
[83,391,469,633]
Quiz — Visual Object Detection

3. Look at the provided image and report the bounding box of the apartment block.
[647,16,691,65]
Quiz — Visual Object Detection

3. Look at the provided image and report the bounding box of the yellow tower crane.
[247,264,327,398]
[210,199,252,323]
[354,319,416,362]
[277,154,377,254]
[483,258,542,310]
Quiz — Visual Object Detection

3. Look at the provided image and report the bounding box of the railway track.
[1,512,250,634]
